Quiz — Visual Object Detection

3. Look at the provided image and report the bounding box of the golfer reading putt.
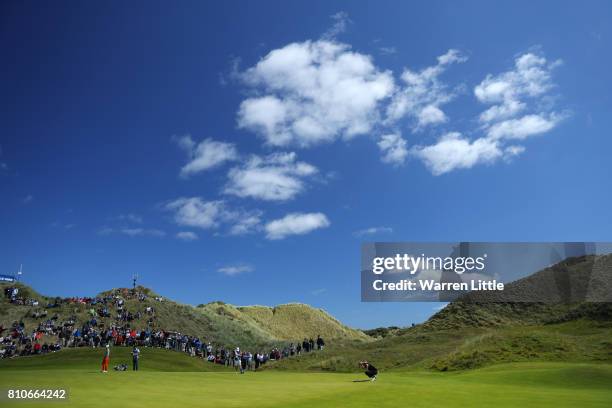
[359,360,378,381]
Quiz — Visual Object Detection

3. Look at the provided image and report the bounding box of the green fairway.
[0,350,611,407]
[0,347,233,372]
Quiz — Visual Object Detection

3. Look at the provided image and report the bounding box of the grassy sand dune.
[267,320,612,372]
[237,303,371,341]
[195,301,368,347]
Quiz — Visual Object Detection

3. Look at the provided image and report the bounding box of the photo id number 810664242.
[3,389,68,400]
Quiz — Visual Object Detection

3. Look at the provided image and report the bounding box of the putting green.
[0,350,611,407]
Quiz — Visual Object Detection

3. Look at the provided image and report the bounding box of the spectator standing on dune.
[254,353,261,370]
[234,347,242,373]
[240,351,247,374]
[245,351,253,371]
[317,335,325,350]
[101,344,110,373]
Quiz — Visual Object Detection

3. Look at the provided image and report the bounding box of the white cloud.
[165,196,262,236]
[475,52,561,124]
[411,50,564,176]
[234,37,565,175]
[173,134,238,177]
[322,11,351,40]
[378,133,408,165]
[228,210,262,235]
[176,231,199,241]
[265,212,330,240]
[478,99,525,123]
[379,46,397,56]
[486,113,563,140]
[120,228,166,237]
[353,226,393,237]
[224,152,317,201]
[386,49,467,128]
[165,197,227,229]
[504,145,526,158]
[165,199,328,240]
[411,132,505,175]
[237,40,394,147]
[418,104,447,127]
[116,213,143,224]
[97,213,165,238]
[98,227,165,238]
[218,264,253,276]
[311,288,327,296]
[401,51,565,176]
[22,194,33,204]
[437,49,468,65]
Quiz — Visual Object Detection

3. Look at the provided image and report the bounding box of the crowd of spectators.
[4,286,39,306]
[1,286,326,370]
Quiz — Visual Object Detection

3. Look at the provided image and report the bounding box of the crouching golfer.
[101,344,110,373]
[359,361,378,381]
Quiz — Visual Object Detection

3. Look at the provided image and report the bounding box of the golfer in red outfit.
[101,344,110,372]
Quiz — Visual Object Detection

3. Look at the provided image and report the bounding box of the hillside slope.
[420,254,612,332]
[267,255,612,372]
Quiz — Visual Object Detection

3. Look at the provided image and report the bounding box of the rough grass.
[417,302,612,332]
[237,303,371,341]
[266,320,612,372]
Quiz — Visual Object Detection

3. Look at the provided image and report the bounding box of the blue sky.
[1,1,611,328]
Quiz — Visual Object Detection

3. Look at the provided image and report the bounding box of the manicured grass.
[0,350,611,407]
